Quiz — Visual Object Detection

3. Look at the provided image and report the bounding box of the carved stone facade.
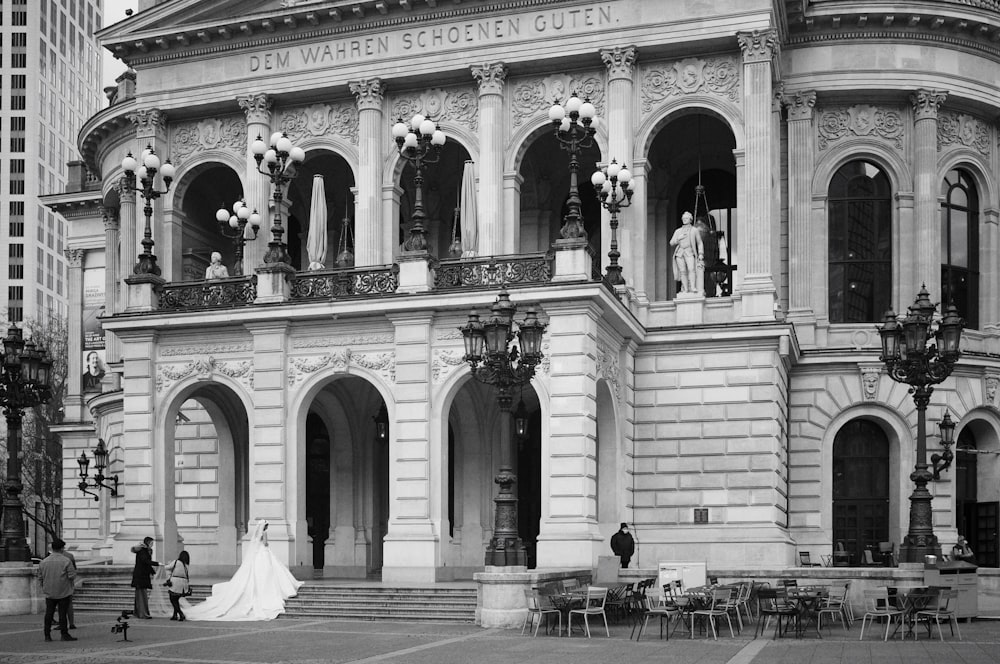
[509,72,605,127]
[640,57,740,114]
[390,87,478,133]
[171,116,247,159]
[817,105,905,150]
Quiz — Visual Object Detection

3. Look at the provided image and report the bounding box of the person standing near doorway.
[38,538,77,642]
[131,537,160,619]
[611,523,635,568]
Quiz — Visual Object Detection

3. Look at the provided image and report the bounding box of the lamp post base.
[899,536,942,564]
[485,538,527,567]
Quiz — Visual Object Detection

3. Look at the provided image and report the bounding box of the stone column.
[102,207,123,391]
[984,208,1000,327]
[911,89,947,293]
[237,93,272,272]
[471,62,507,257]
[784,91,817,323]
[116,177,138,309]
[63,249,86,422]
[501,172,523,254]
[736,30,779,320]
[349,79,385,266]
[600,46,637,283]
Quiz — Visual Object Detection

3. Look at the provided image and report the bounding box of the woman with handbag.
[163,551,191,621]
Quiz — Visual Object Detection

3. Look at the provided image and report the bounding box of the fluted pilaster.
[64,248,86,414]
[471,63,507,256]
[784,90,816,317]
[600,46,637,284]
[238,94,273,272]
[102,208,122,384]
[911,89,947,291]
[116,177,138,308]
[350,79,385,266]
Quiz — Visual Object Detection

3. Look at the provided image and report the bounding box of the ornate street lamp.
[591,159,634,285]
[121,146,176,275]
[392,114,446,253]
[0,326,53,561]
[77,438,120,501]
[373,403,389,443]
[878,286,963,563]
[549,92,596,240]
[251,131,305,265]
[460,291,546,567]
[931,411,956,481]
[214,200,261,277]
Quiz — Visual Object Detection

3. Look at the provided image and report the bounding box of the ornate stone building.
[46,0,1000,582]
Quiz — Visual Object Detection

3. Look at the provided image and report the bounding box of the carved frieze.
[596,341,622,402]
[156,356,254,392]
[160,343,252,356]
[509,72,605,127]
[432,349,467,383]
[279,102,360,145]
[390,87,478,133]
[288,348,395,385]
[640,57,740,115]
[292,333,393,348]
[817,105,904,150]
[436,329,464,341]
[171,117,246,160]
[938,112,990,156]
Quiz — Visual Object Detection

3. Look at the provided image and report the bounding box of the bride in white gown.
[181,520,304,621]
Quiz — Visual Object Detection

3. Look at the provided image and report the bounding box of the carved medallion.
[171,116,246,159]
[279,102,359,144]
[938,112,990,156]
[817,105,904,150]
[390,87,478,132]
[640,57,740,114]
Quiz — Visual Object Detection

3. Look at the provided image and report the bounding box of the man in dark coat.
[130,537,159,619]
[610,522,635,568]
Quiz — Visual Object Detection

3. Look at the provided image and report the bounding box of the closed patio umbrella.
[306,174,327,270]
[460,160,478,257]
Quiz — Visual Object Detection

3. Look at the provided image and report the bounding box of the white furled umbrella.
[306,174,327,270]
[460,160,478,257]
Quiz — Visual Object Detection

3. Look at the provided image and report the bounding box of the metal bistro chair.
[816,584,849,632]
[568,587,610,638]
[859,588,904,641]
[691,587,737,640]
[521,589,561,637]
[914,588,962,641]
[799,552,822,567]
[632,593,682,641]
[754,587,797,639]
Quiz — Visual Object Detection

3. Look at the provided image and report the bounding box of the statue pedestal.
[254,263,295,304]
[552,238,591,282]
[0,563,41,616]
[124,274,165,313]
[675,292,705,325]
[396,252,434,293]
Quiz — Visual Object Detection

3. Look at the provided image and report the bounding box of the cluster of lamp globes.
[392,114,446,151]
[121,145,175,185]
[591,159,635,203]
[215,200,262,236]
[548,93,597,131]
[251,131,306,170]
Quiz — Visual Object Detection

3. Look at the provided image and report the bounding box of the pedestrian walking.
[610,522,635,568]
[38,538,77,642]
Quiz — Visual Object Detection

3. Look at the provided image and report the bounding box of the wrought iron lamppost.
[77,438,120,501]
[214,200,261,276]
[121,146,176,275]
[251,132,305,265]
[392,114,446,253]
[878,285,963,563]
[591,159,634,285]
[460,291,546,567]
[931,411,956,480]
[374,403,389,443]
[549,92,596,240]
[0,326,53,561]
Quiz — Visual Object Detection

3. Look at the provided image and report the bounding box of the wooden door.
[832,420,890,564]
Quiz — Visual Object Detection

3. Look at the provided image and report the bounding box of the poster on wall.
[82,267,106,392]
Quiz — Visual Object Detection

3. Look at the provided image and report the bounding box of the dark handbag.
[183,587,193,597]
[163,579,172,587]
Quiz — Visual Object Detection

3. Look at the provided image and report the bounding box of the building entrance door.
[832,420,889,565]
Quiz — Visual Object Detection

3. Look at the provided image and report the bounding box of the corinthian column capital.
[737,29,778,64]
[238,93,272,124]
[349,78,385,111]
[117,175,136,203]
[471,62,507,96]
[911,89,947,121]
[600,45,637,81]
[64,248,85,268]
[127,108,166,137]
[101,205,120,231]
[784,90,817,121]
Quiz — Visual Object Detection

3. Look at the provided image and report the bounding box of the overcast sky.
[102,0,139,87]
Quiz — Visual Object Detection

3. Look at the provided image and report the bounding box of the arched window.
[941,169,979,329]
[828,161,892,323]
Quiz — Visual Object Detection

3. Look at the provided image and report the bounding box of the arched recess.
[292,371,389,577]
[596,377,622,543]
[173,161,244,280]
[284,148,357,271]
[159,380,251,566]
[954,408,1000,567]
[643,108,737,301]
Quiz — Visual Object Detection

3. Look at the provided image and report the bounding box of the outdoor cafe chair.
[816,585,849,631]
[799,552,822,567]
[522,589,561,637]
[691,587,737,640]
[914,588,961,641]
[632,593,681,641]
[859,588,904,641]
[568,586,610,638]
[754,588,797,639]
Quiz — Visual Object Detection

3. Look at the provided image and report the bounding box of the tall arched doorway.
[175,164,243,280]
[832,419,889,564]
[285,150,356,270]
[956,418,1000,567]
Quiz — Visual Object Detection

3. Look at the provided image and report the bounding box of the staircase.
[72,579,477,624]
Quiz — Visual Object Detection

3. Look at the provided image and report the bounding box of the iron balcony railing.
[290,264,400,300]
[157,275,257,311]
[434,251,555,290]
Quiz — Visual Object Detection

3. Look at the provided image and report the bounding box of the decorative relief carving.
[349,78,385,111]
[64,249,85,268]
[390,87,478,132]
[737,29,778,63]
[910,89,947,121]
[600,46,637,80]
[156,356,254,392]
[858,364,882,402]
[640,57,740,114]
[127,108,166,134]
[596,341,621,401]
[471,62,507,96]
[539,341,551,376]
[784,90,816,121]
[288,349,395,384]
[101,206,120,231]
[160,343,251,356]
[116,174,136,203]
[432,349,467,383]
[938,112,990,156]
[279,103,360,145]
[238,93,271,124]
[292,334,393,348]
[436,329,464,341]
[171,117,246,160]
[817,105,904,150]
[986,375,999,407]
[510,72,605,127]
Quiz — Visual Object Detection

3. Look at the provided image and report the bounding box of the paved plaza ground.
[2,611,1000,664]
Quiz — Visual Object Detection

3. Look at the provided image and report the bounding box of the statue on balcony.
[205,252,230,280]
[670,211,704,295]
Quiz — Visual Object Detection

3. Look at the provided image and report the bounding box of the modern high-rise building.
[1,0,103,324]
